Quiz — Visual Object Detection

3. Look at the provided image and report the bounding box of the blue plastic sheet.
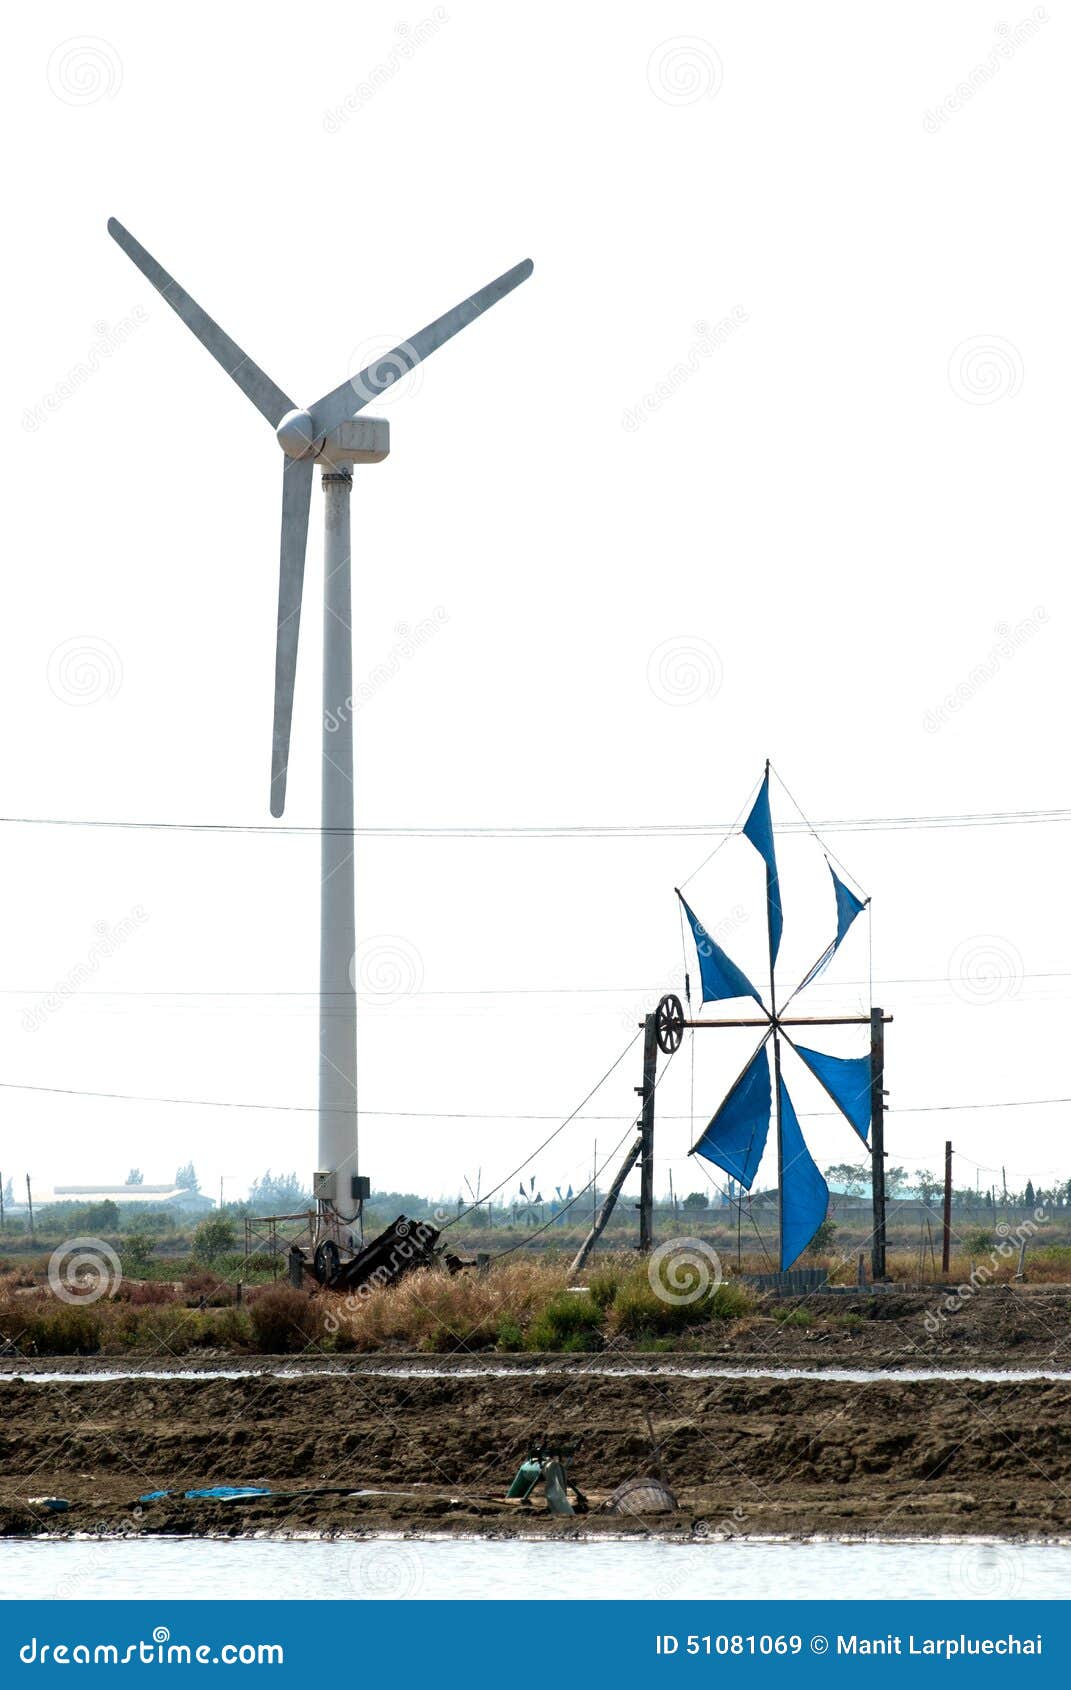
[778,1076,830,1269]
[692,1041,771,1188]
[743,770,783,965]
[796,862,868,995]
[678,892,763,1006]
[794,1042,871,1143]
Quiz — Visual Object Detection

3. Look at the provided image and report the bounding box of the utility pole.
[26,1175,34,1244]
[637,1013,658,1252]
[0,1171,4,1235]
[869,1007,887,1279]
[942,1139,953,1274]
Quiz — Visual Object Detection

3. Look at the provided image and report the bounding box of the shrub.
[526,1292,603,1352]
[121,1233,155,1273]
[774,1306,814,1328]
[607,1270,753,1339]
[495,1314,524,1351]
[248,1286,324,1354]
[192,1215,237,1262]
[24,1301,104,1355]
[181,1269,230,1308]
[964,1228,994,1256]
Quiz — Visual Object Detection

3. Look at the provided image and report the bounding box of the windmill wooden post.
[637,1013,658,1252]
[870,1006,887,1280]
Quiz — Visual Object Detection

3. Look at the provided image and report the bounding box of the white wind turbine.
[108,219,533,1271]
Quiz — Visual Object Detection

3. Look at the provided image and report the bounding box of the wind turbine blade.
[308,258,534,439]
[270,455,315,817]
[107,219,295,428]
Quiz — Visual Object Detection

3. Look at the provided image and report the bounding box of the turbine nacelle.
[275,407,321,460]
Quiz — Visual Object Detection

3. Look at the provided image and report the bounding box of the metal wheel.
[655,993,685,1055]
[313,1239,341,1286]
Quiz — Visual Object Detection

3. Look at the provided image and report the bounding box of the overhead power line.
[0,1076,1067,1117]
[0,806,1069,838]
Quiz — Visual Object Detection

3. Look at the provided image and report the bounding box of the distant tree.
[2,1177,13,1206]
[126,1168,144,1185]
[807,1218,838,1255]
[122,1232,154,1272]
[175,1162,200,1194]
[248,1170,312,1213]
[914,1167,941,1207]
[825,1162,869,1196]
[192,1214,236,1261]
[682,1191,709,1210]
[884,1166,908,1197]
[1024,1179,1036,1207]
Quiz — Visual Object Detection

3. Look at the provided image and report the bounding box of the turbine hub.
[276,408,318,459]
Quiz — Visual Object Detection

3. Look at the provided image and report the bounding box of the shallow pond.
[1,1537,1067,1601]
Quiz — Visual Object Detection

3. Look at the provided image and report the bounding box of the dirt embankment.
[1,1359,1069,1542]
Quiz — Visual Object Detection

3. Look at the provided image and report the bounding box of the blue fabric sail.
[778,1077,830,1269]
[794,1043,871,1143]
[832,865,866,946]
[743,770,783,966]
[678,893,763,1007]
[795,862,868,995]
[692,1042,771,1189]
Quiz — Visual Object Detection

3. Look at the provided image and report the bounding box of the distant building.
[45,1183,215,1214]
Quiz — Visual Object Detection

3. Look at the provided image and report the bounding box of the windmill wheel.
[655,993,685,1054]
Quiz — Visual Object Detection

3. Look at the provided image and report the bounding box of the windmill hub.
[275,407,320,459]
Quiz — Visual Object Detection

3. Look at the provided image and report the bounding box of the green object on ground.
[507,1458,542,1500]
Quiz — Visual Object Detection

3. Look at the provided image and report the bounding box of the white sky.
[2,2,1068,1213]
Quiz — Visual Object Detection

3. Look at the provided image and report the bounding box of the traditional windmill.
[636,764,891,1276]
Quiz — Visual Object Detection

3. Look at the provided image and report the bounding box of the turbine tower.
[107,219,532,1268]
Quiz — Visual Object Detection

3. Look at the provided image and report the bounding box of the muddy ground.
[2,1286,1070,1542]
